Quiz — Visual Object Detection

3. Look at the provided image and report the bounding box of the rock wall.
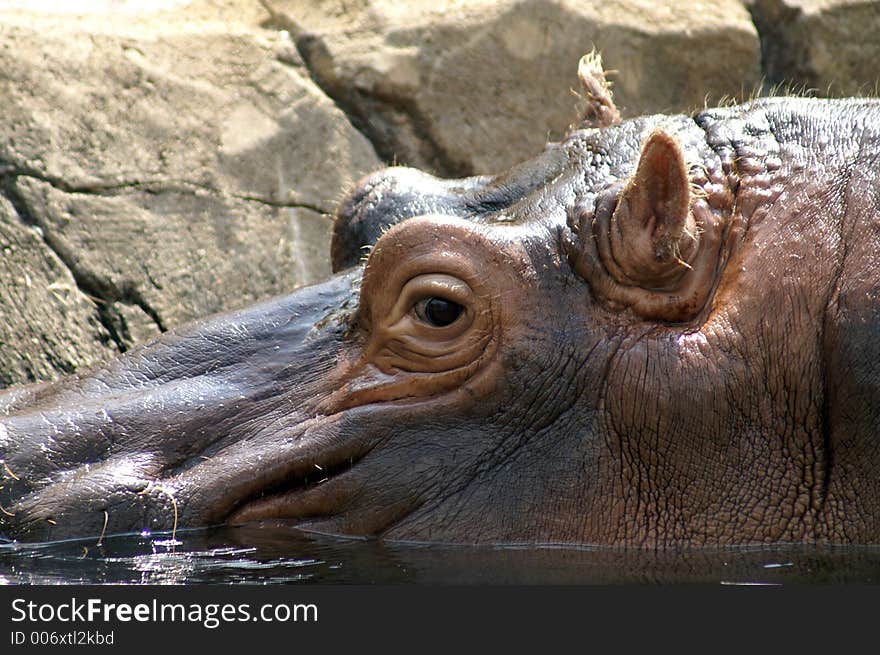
[0,0,380,385]
[264,0,761,175]
[0,0,877,386]
[748,0,880,96]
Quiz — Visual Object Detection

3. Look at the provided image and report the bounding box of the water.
[3,524,880,585]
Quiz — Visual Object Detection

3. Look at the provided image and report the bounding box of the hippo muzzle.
[0,271,373,541]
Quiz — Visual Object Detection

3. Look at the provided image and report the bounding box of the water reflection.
[2,525,880,585]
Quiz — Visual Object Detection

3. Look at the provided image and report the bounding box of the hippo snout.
[0,272,366,541]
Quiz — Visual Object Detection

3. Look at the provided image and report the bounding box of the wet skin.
[2,61,880,547]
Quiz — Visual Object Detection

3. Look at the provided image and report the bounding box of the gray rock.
[748,0,880,96]
[263,0,762,176]
[0,196,114,387]
[0,0,380,386]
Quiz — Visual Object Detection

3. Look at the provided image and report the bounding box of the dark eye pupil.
[424,297,462,327]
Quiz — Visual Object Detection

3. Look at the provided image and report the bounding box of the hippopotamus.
[1,55,879,548]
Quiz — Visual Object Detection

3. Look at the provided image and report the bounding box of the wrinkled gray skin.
[1,96,879,547]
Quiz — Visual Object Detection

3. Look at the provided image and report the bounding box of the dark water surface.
[3,524,880,585]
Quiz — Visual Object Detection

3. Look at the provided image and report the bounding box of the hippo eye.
[413,297,464,327]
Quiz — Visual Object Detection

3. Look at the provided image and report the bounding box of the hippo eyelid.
[388,274,475,327]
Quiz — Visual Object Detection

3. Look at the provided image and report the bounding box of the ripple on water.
[2,527,880,584]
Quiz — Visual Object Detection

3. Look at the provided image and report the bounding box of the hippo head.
[2,57,878,547]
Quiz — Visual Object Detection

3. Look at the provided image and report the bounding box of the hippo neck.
[689,97,880,542]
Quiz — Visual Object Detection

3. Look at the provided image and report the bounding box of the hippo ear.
[607,131,698,289]
[567,129,725,322]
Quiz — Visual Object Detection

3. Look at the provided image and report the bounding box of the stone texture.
[264,0,762,176]
[0,196,114,387]
[0,0,380,386]
[747,0,880,96]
